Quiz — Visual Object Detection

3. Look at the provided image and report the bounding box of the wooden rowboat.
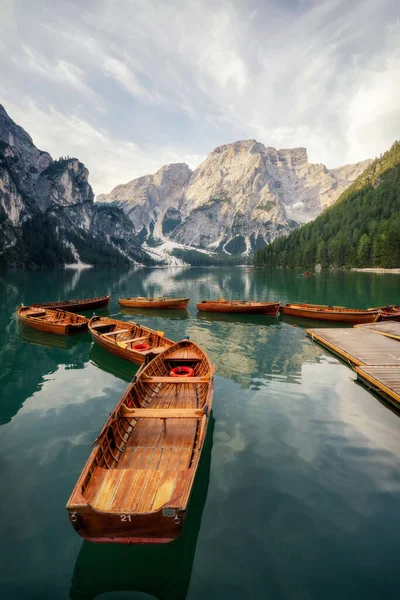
[69,417,214,598]
[118,297,190,310]
[280,303,380,324]
[196,300,280,315]
[18,306,89,335]
[368,305,400,321]
[66,339,214,544]
[89,316,174,365]
[32,294,110,312]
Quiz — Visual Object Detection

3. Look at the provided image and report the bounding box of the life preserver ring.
[132,343,151,351]
[169,366,195,377]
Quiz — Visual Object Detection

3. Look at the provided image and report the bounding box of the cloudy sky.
[1,0,399,194]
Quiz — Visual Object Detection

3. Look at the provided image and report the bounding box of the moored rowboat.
[18,306,89,335]
[32,295,110,312]
[118,297,190,310]
[280,303,380,324]
[196,300,280,315]
[368,305,400,321]
[89,316,174,365]
[66,338,214,544]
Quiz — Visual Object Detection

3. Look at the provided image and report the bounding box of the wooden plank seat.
[102,328,132,337]
[141,375,211,383]
[117,335,151,345]
[85,466,193,512]
[142,347,168,355]
[121,407,205,419]
[25,310,47,318]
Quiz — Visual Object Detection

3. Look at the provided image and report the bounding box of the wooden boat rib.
[32,294,110,312]
[118,297,190,310]
[18,306,89,335]
[368,305,400,321]
[89,316,174,365]
[280,303,380,324]
[196,300,280,315]
[66,339,214,544]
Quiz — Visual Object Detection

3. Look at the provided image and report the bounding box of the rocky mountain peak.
[0,104,149,267]
[99,140,372,261]
[0,104,52,180]
[153,162,192,190]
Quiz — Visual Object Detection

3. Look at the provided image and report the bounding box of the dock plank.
[355,321,400,341]
[355,365,400,405]
[306,328,400,367]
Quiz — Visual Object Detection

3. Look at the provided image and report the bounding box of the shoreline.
[351,268,400,274]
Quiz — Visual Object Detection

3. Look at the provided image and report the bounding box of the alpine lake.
[1,266,400,600]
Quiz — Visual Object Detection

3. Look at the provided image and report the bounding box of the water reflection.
[120,307,190,320]
[19,324,91,350]
[90,343,139,383]
[0,316,91,425]
[197,312,278,326]
[185,321,322,388]
[70,417,214,600]
[279,315,351,330]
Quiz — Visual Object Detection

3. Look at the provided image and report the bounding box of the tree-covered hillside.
[254,141,400,269]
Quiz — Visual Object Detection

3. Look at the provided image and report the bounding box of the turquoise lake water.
[1,267,400,599]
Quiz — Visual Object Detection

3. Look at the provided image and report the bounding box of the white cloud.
[0,0,399,191]
[2,99,201,194]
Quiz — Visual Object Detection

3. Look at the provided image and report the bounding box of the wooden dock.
[355,366,400,405]
[355,320,400,341]
[306,327,400,407]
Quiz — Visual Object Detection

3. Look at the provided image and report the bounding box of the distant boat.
[18,306,89,335]
[118,297,190,309]
[197,300,280,315]
[280,303,380,324]
[89,315,174,365]
[304,271,313,277]
[368,305,400,321]
[32,294,110,312]
[66,339,214,544]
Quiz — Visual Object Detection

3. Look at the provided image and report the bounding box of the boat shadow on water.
[89,342,139,383]
[279,315,353,330]
[18,324,92,350]
[69,416,214,600]
[197,311,279,326]
[119,307,190,320]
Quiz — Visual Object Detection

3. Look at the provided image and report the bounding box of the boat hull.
[33,295,110,312]
[197,301,280,315]
[18,309,89,335]
[68,504,185,544]
[378,312,400,321]
[369,306,400,321]
[280,305,379,324]
[89,316,174,365]
[91,329,149,365]
[118,298,190,310]
[67,340,213,544]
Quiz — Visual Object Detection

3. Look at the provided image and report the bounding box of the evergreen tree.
[254,140,400,270]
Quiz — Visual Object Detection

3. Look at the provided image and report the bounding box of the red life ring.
[169,366,195,377]
[132,343,151,351]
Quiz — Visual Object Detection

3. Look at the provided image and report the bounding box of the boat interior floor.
[84,384,198,514]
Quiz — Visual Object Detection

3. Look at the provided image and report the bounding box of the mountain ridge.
[254,140,400,270]
[0,104,150,268]
[98,139,371,261]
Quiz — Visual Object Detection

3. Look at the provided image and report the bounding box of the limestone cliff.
[0,104,148,267]
[98,139,371,258]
